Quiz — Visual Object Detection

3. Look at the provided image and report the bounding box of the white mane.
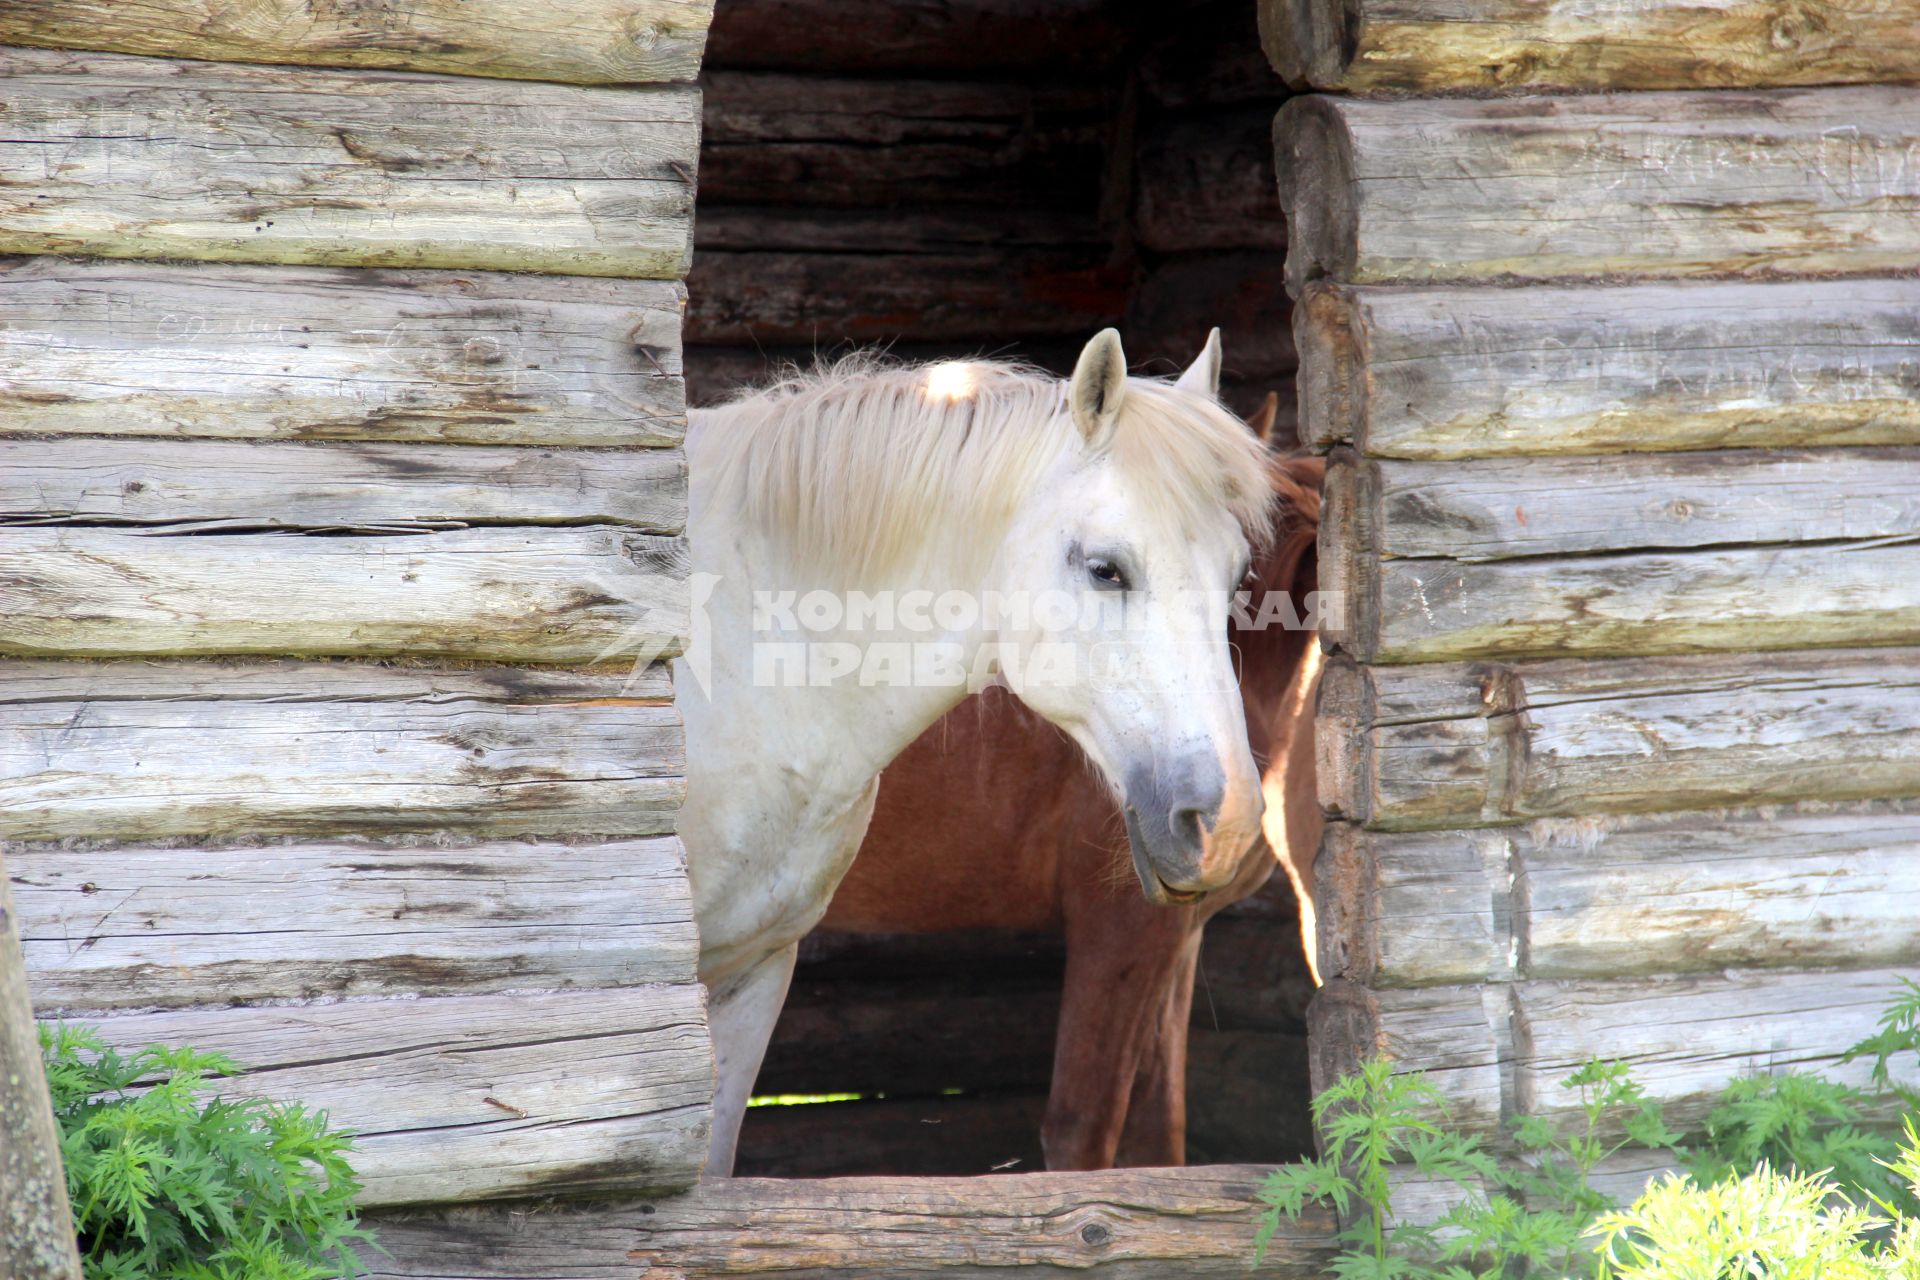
[689,354,1275,582]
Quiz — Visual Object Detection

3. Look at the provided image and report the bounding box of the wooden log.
[694,206,1106,255]
[0,48,697,278]
[1125,253,1296,382]
[1337,448,1920,563]
[687,249,1129,345]
[1274,89,1920,291]
[700,72,1108,211]
[0,527,688,663]
[65,987,711,1207]
[0,438,683,532]
[0,0,714,85]
[0,854,84,1280]
[1311,968,1920,1142]
[1259,0,1920,95]
[0,258,685,447]
[737,1094,1047,1178]
[1320,806,1920,988]
[1185,1030,1317,1165]
[0,660,683,842]
[1295,280,1920,459]
[704,0,1136,75]
[1135,109,1288,253]
[1322,447,1920,663]
[12,836,695,1012]
[1317,649,1920,832]
[365,1166,1341,1278]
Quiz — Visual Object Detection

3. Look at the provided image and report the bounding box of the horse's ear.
[1070,328,1129,446]
[1248,391,1279,444]
[1173,327,1223,400]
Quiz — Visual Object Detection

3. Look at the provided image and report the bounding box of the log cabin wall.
[0,2,713,1208]
[687,0,1320,1176]
[1265,0,1920,1179]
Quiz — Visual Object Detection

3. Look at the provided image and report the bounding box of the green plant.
[40,1023,372,1280]
[1254,1057,1496,1276]
[1589,1120,1920,1279]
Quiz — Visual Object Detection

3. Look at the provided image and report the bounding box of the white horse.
[673,329,1276,1174]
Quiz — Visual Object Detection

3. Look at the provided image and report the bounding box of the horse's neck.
[677,519,987,978]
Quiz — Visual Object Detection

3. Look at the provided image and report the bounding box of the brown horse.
[821,404,1323,1170]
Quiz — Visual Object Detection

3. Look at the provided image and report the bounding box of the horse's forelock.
[692,354,1281,580]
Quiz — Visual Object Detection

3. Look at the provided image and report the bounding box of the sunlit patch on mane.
[690,351,1275,582]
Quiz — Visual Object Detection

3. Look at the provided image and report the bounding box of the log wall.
[3,3,712,1211]
[1273,0,1920,1203]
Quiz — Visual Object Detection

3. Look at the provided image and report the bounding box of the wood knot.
[1668,499,1694,520]
[1080,1223,1111,1246]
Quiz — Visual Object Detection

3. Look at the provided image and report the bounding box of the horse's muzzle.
[1121,760,1230,904]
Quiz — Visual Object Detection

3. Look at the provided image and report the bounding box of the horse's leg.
[702,943,799,1177]
[1042,897,1190,1171]
[1114,930,1201,1167]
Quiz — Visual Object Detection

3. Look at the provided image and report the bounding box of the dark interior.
[685,0,1314,1176]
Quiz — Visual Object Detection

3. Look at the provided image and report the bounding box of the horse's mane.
[689,352,1276,581]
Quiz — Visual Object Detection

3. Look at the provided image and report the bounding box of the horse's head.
[989,329,1276,905]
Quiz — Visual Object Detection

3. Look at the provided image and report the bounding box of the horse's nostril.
[1169,805,1209,851]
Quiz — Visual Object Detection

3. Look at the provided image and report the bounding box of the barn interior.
[684,0,1316,1176]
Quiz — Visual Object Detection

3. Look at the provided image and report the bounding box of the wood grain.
[1310,968,1920,1141]
[366,1166,1341,1277]
[65,987,712,1207]
[13,835,695,1012]
[700,71,1107,212]
[1321,446,1920,663]
[0,258,686,447]
[0,438,683,532]
[1135,109,1287,254]
[1259,0,1920,95]
[0,47,697,277]
[0,526,688,663]
[1274,89,1920,290]
[0,0,714,84]
[1319,806,1920,988]
[705,0,1136,75]
[1295,280,1920,459]
[0,660,682,842]
[1318,649,1920,831]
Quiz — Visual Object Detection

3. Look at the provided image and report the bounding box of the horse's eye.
[1087,557,1129,591]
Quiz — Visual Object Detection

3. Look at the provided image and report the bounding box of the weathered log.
[0,0,713,84]
[700,71,1108,211]
[1125,254,1296,382]
[1335,448,1920,563]
[0,853,84,1280]
[687,249,1129,345]
[1185,1030,1317,1165]
[694,206,1106,254]
[1274,89,1920,291]
[704,0,1136,75]
[0,527,688,663]
[737,1094,1048,1178]
[1295,279,1920,459]
[1318,805,1920,989]
[1321,447,1920,662]
[0,48,697,277]
[0,259,685,447]
[0,438,683,532]
[1317,648,1920,831]
[1310,968,1920,1141]
[1259,0,1920,95]
[1135,109,1288,253]
[365,1166,1340,1277]
[0,660,682,842]
[66,987,711,1207]
[13,835,695,1012]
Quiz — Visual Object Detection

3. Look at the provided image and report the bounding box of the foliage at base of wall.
[1258,979,1920,1277]
[40,1024,371,1280]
